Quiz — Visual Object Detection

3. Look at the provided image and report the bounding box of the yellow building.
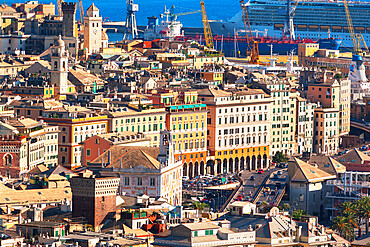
[192,56,225,69]
[166,104,208,178]
[107,107,167,147]
[198,87,272,174]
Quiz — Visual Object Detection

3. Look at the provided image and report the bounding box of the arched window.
[4,154,12,166]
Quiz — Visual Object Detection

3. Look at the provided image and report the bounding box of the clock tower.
[83,3,102,54]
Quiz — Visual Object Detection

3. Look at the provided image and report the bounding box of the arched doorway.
[263,154,268,169]
[200,161,205,175]
[223,159,228,174]
[206,160,214,175]
[194,162,199,177]
[251,155,256,170]
[246,156,251,170]
[217,159,222,174]
[257,155,262,169]
[235,157,239,172]
[240,157,245,171]
[229,158,234,173]
[189,162,194,179]
[183,163,188,177]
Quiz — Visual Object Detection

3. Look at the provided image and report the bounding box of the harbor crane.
[166,6,201,22]
[240,0,259,64]
[79,0,85,30]
[123,0,139,40]
[343,0,368,60]
[57,0,64,16]
[200,0,214,49]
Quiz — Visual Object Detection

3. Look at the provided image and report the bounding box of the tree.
[357,197,370,234]
[292,209,307,221]
[331,216,354,240]
[272,151,288,164]
[283,203,290,211]
[192,202,209,211]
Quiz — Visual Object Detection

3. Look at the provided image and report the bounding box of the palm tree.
[331,216,353,240]
[357,198,370,234]
[192,201,209,211]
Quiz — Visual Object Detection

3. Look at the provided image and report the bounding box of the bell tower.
[83,3,102,54]
[50,35,69,95]
[158,130,175,165]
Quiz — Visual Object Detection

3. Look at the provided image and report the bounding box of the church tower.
[83,3,102,54]
[158,130,175,166]
[50,36,69,95]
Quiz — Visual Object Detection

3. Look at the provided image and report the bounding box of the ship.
[208,35,342,56]
[209,0,370,49]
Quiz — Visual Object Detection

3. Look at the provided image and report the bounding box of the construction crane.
[343,0,368,60]
[79,0,85,29]
[200,1,214,49]
[57,0,64,16]
[167,6,201,22]
[240,0,259,64]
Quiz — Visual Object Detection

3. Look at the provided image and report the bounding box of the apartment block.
[42,106,108,169]
[198,87,272,175]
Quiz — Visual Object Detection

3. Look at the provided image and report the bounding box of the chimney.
[296,225,302,241]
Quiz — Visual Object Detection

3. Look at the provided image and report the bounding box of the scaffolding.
[326,171,370,218]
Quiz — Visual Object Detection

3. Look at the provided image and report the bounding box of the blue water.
[6,0,240,27]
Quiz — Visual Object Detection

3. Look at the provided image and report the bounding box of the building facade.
[199,88,272,175]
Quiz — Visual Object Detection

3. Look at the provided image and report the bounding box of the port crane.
[57,0,64,16]
[343,0,368,60]
[166,6,201,22]
[200,0,214,49]
[79,0,85,30]
[240,0,259,64]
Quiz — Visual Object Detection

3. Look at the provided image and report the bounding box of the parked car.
[250,176,255,181]
[274,173,279,179]
[256,201,262,206]
[277,170,283,175]
[344,149,350,153]
[258,169,264,174]
[270,190,276,195]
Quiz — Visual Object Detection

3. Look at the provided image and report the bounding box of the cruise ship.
[209,0,370,49]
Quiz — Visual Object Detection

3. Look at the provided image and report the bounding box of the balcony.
[326,179,370,188]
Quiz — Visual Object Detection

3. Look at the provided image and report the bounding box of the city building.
[88,130,183,206]
[81,132,150,166]
[198,87,272,174]
[42,106,108,169]
[306,70,351,137]
[165,103,207,178]
[288,158,336,218]
[153,221,256,247]
[70,174,120,230]
[313,107,340,155]
[250,73,295,156]
[0,117,58,178]
[106,107,166,147]
[17,222,66,238]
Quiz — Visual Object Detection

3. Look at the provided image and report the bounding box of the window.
[87,149,91,156]
[124,177,130,185]
[137,177,142,186]
[150,178,155,186]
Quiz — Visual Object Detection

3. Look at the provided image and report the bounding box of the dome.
[55,35,65,47]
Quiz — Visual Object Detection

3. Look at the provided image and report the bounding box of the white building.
[90,130,183,206]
